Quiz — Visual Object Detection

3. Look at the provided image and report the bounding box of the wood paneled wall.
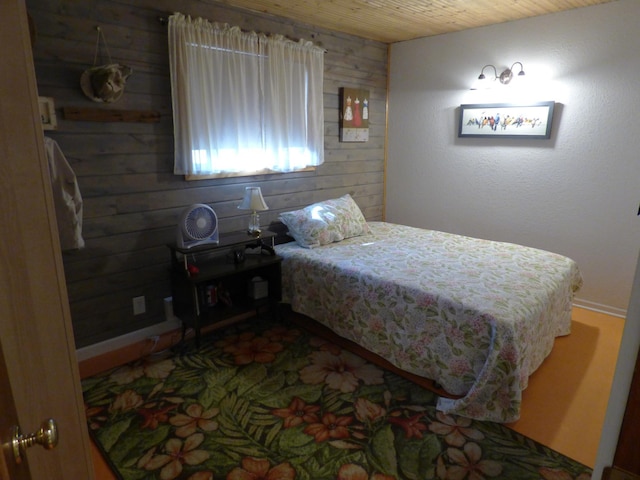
[26,0,388,347]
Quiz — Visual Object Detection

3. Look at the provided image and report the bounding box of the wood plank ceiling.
[210,0,615,43]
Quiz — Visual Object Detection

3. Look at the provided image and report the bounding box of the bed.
[274,194,583,423]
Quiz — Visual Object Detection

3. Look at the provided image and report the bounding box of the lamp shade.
[238,187,269,212]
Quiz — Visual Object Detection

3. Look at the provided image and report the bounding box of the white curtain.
[168,13,324,176]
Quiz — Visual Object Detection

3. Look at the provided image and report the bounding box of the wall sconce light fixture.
[474,62,525,89]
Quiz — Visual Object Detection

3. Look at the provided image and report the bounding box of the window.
[168,14,325,177]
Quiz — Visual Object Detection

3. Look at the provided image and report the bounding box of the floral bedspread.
[275,222,583,422]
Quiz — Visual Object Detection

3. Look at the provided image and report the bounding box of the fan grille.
[184,206,217,240]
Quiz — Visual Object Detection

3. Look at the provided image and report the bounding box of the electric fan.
[176,204,219,249]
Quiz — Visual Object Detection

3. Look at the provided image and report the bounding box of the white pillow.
[279,194,370,248]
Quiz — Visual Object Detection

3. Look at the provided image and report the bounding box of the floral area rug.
[82,318,592,480]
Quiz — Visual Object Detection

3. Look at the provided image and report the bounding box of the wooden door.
[0,341,31,479]
[0,0,94,478]
[606,348,640,479]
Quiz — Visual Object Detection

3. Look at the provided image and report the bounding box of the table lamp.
[238,186,269,237]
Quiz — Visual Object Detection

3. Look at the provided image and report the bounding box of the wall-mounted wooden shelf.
[62,107,161,123]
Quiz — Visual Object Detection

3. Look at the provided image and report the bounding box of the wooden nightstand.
[168,231,282,347]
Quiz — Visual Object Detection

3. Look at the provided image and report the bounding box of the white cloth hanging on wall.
[44,136,85,250]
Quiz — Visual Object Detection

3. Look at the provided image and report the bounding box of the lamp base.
[247,211,262,238]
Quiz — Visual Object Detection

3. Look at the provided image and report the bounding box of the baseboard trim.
[77,297,181,362]
[77,309,256,379]
[574,299,626,319]
[76,317,183,362]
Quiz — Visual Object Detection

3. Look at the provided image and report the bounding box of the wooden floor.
[508,307,624,467]
[85,306,624,479]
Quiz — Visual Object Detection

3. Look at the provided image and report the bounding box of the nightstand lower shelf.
[170,252,282,347]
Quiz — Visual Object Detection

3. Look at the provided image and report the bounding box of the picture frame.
[38,96,58,130]
[339,87,370,142]
[458,101,555,139]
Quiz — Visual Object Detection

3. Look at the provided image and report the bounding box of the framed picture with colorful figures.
[458,101,555,139]
[340,87,369,142]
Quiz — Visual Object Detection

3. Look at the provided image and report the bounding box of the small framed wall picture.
[38,96,58,130]
[339,87,369,142]
[458,101,555,139]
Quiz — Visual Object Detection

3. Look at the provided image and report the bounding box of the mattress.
[274,221,583,422]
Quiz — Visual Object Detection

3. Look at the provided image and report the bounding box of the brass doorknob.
[12,418,58,464]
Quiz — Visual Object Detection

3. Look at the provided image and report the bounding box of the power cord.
[141,335,161,357]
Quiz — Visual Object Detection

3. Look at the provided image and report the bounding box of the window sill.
[184,166,316,181]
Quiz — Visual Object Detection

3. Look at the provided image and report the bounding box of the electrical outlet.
[133,296,146,315]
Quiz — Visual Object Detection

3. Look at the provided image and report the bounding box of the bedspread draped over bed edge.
[274,222,583,423]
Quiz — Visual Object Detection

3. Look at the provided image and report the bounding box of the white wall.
[387,0,640,316]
